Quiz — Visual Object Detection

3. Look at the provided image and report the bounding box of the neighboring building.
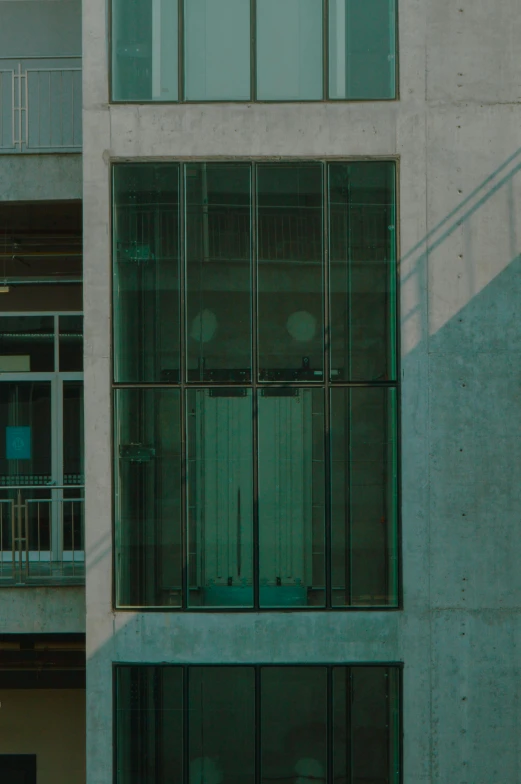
[0,0,520,782]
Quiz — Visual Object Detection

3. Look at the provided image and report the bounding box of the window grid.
[110,0,398,104]
[112,160,399,611]
[115,664,402,784]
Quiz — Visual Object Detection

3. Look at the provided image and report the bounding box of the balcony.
[0,485,84,585]
[0,57,81,153]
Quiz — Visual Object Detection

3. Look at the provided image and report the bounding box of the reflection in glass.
[59,315,83,372]
[258,389,325,607]
[330,387,398,607]
[115,388,182,607]
[112,0,179,101]
[116,666,183,784]
[63,382,84,485]
[187,389,253,607]
[189,668,255,784]
[184,0,251,100]
[261,667,327,784]
[329,0,396,99]
[0,316,54,372]
[186,164,252,381]
[333,667,400,784]
[256,0,323,100]
[257,165,324,381]
[329,162,396,382]
[113,164,180,383]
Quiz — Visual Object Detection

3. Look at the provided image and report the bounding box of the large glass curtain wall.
[112,0,397,102]
[113,161,398,609]
[116,665,401,784]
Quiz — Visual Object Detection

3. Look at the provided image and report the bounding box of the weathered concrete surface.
[0,154,82,202]
[83,0,521,782]
[1,587,85,634]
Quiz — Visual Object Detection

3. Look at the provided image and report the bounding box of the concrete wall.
[0,155,82,202]
[0,587,85,633]
[83,1,521,783]
[0,688,85,784]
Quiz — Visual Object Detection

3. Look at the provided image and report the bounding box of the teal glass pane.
[330,387,398,607]
[112,0,179,101]
[257,164,324,381]
[115,388,182,607]
[261,667,327,784]
[186,164,252,381]
[329,162,396,383]
[188,668,255,784]
[258,389,325,608]
[256,0,323,100]
[333,668,400,784]
[184,0,251,100]
[113,164,180,383]
[187,389,253,607]
[116,666,183,784]
[59,315,83,372]
[0,316,54,372]
[328,0,396,99]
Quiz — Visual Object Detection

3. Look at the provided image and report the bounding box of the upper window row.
[112,0,397,103]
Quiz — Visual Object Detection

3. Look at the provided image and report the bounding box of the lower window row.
[116,665,401,784]
[115,386,398,609]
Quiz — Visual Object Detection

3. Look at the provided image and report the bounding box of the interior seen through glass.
[113,161,397,609]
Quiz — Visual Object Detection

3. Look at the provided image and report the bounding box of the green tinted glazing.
[184,0,251,100]
[0,315,54,372]
[329,162,396,383]
[257,164,324,381]
[187,389,253,607]
[186,164,252,381]
[333,667,400,784]
[328,0,396,99]
[113,164,180,383]
[115,388,182,608]
[116,666,183,784]
[112,0,179,101]
[59,315,83,372]
[189,668,255,784]
[261,667,327,784]
[258,389,325,608]
[256,0,323,100]
[330,387,398,607]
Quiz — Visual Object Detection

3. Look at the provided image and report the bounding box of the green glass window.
[113,161,398,609]
[116,665,401,784]
[111,0,397,102]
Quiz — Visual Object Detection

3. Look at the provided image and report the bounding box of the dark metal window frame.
[109,0,399,104]
[111,158,401,613]
[113,662,403,784]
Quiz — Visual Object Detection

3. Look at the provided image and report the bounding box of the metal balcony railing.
[0,57,81,153]
[0,485,84,585]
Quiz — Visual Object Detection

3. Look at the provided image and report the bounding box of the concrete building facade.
[0,0,520,782]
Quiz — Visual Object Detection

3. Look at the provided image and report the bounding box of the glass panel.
[189,667,255,784]
[186,164,252,381]
[59,315,83,372]
[333,667,400,784]
[0,316,54,372]
[187,389,253,607]
[257,165,324,381]
[256,0,323,100]
[116,666,183,784]
[63,382,84,485]
[0,382,52,483]
[258,389,325,607]
[115,388,182,607]
[329,0,396,100]
[113,164,180,383]
[329,162,396,382]
[261,667,327,784]
[331,387,398,607]
[184,0,251,100]
[112,0,179,101]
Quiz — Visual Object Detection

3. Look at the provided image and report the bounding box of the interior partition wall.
[116,664,401,784]
[112,161,398,610]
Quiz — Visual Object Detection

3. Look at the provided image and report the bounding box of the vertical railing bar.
[11,499,16,582]
[48,71,51,147]
[71,72,75,145]
[180,163,188,608]
[60,70,63,147]
[38,69,41,147]
[23,67,28,150]
[251,163,259,609]
[72,500,76,575]
[324,162,332,608]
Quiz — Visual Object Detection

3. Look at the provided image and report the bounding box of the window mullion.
[252,163,259,609]
[180,164,188,609]
[324,163,331,609]
[178,0,185,102]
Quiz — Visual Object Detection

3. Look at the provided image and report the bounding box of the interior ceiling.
[0,201,82,282]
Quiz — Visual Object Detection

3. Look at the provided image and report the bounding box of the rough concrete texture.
[0,154,82,202]
[2,587,85,634]
[82,0,521,781]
